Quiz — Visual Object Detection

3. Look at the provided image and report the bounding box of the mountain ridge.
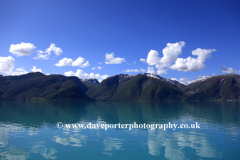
[1,72,240,101]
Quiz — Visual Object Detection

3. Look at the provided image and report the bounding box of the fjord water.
[0,101,239,160]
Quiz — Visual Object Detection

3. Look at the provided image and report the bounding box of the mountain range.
[0,72,240,101]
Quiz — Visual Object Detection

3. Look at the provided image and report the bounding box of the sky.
[0,0,240,84]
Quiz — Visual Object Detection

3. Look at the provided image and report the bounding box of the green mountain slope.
[185,74,240,100]
[86,74,184,101]
[0,72,91,101]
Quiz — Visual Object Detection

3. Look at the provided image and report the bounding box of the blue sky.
[0,0,239,84]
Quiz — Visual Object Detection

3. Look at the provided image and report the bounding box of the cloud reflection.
[54,133,87,147]
[103,137,124,156]
[0,147,30,160]
[147,129,220,159]
[30,141,58,159]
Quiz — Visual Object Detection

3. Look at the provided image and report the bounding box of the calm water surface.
[0,101,240,160]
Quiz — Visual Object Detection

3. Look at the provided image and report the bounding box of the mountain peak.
[143,73,180,85]
[81,78,100,84]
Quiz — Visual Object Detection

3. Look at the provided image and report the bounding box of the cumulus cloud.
[98,75,110,83]
[221,66,234,74]
[31,66,43,73]
[9,42,36,56]
[72,57,90,68]
[37,50,44,54]
[105,52,125,64]
[0,56,29,76]
[55,57,73,67]
[11,68,28,76]
[147,66,155,74]
[92,66,103,70]
[172,75,211,85]
[171,78,192,85]
[100,75,109,80]
[146,42,185,67]
[140,58,146,62]
[143,41,216,74]
[45,43,62,56]
[34,50,49,60]
[33,43,62,60]
[64,69,109,82]
[123,68,146,72]
[145,41,185,74]
[170,48,216,72]
[146,50,161,65]
[0,56,15,75]
[156,64,167,75]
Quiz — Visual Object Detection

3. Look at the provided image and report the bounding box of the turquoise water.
[0,101,240,160]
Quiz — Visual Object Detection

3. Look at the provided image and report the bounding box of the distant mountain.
[185,74,240,101]
[81,78,100,84]
[1,72,240,101]
[86,73,184,101]
[0,72,91,101]
[80,78,100,93]
[143,73,186,90]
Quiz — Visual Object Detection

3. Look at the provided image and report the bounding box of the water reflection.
[0,147,30,160]
[54,133,87,147]
[103,137,124,156]
[0,127,8,148]
[0,101,239,159]
[30,141,58,159]
[174,132,219,158]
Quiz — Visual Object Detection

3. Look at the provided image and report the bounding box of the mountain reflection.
[0,101,239,159]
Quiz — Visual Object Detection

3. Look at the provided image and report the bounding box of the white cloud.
[221,66,234,74]
[0,56,15,75]
[98,75,110,83]
[72,57,90,68]
[161,41,185,66]
[55,57,73,67]
[170,48,216,72]
[31,66,43,73]
[11,68,28,76]
[64,69,108,83]
[9,42,36,56]
[143,42,216,74]
[147,66,155,74]
[123,68,146,72]
[156,65,167,75]
[93,66,103,70]
[64,69,100,79]
[146,42,185,67]
[146,50,161,65]
[234,70,240,74]
[98,62,103,64]
[100,75,109,80]
[45,43,62,56]
[140,58,146,62]
[34,43,62,60]
[0,56,29,76]
[171,78,191,85]
[133,61,136,64]
[37,50,44,53]
[105,52,125,64]
[34,50,49,60]
[145,41,185,74]
[172,75,211,85]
